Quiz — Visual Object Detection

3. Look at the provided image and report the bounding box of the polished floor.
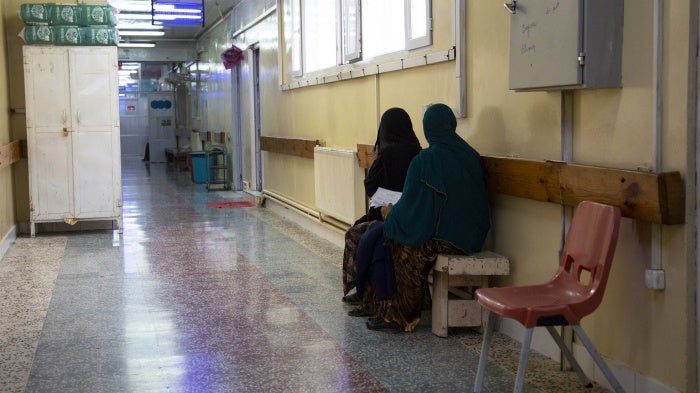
[0,157,611,393]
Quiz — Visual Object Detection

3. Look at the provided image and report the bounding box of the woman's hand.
[381,203,393,220]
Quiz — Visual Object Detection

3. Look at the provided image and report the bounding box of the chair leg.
[513,327,533,393]
[572,325,626,393]
[544,326,593,387]
[473,311,496,393]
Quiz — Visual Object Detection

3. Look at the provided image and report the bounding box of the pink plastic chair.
[473,201,624,393]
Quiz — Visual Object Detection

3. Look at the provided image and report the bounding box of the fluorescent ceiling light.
[119,31,165,36]
[117,13,153,20]
[108,0,152,12]
[118,42,156,48]
[151,0,204,26]
[116,23,163,30]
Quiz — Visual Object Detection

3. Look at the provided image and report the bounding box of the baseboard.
[262,196,345,249]
[18,220,117,235]
[497,317,679,393]
[0,225,17,261]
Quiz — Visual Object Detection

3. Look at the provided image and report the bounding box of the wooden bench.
[165,148,189,171]
[431,251,510,337]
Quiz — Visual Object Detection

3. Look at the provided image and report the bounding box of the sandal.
[342,293,362,305]
[366,316,402,331]
[348,305,374,317]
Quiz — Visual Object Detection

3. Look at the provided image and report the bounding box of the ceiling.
[109,0,242,45]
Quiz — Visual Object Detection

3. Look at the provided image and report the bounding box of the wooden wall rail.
[356,143,684,225]
[483,157,684,225]
[260,136,319,159]
[0,140,23,170]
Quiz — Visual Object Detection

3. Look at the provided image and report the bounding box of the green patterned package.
[54,26,83,45]
[19,4,49,24]
[47,4,80,25]
[79,6,118,26]
[18,26,54,44]
[83,27,117,45]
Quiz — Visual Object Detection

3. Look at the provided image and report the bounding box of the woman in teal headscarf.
[353,103,491,332]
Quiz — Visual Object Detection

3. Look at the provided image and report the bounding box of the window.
[406,0,431,49]
[361,0,404,60]
[302,0,337,73]
[341,0,361,63]
[291,0,432,76]
[290,0,302,76]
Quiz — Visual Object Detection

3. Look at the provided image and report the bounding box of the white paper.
[369,187,402,208]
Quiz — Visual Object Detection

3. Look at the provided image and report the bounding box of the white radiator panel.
[314,147,365,224]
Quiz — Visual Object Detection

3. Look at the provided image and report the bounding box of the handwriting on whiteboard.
[518,1,561,56]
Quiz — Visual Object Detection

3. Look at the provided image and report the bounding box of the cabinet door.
[508,0,583,90]
[68,47,121,218]
[23,46,74,220]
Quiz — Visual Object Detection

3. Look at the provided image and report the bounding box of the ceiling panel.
[109,0,241,45]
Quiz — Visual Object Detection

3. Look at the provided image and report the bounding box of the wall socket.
[645,269,665,290]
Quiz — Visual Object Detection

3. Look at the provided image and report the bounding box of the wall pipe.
[647,0,665,289]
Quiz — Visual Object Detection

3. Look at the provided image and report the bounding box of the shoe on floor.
[366,316,401,331]
[348,305,374,317]
[342,293,362,305]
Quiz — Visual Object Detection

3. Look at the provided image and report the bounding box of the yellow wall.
[0,1,15,243]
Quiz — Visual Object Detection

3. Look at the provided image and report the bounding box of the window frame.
[405,0,432,50]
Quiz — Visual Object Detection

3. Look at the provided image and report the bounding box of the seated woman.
[350,103,491,332]
[341,108,421,303]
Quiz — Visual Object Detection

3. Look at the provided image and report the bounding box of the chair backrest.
[553,201,621,319]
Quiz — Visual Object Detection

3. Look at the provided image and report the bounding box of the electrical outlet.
[645,269,665,290]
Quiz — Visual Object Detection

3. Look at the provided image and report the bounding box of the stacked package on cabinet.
[19,3,118,46]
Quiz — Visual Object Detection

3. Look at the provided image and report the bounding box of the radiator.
[314,147,366,225]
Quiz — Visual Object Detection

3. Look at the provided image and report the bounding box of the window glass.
[303,0,337,72]
[409,0,427,39]
[342,0,361,63]
[406,0,431,49]
[361,0,404,60]
[291,0,302,76]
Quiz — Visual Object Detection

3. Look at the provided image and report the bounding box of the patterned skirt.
[342,220,375,295]
[366,238,463,332]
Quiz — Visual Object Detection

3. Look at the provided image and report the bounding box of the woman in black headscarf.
[351,103,491,331]
[341,108,421,302]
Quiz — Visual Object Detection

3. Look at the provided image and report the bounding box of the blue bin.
[190,151,207,184]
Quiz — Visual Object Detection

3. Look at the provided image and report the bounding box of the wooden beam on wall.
[356,143,374,169]
[259,136,319,159]
[354,145,684,225]
[0,140,22,170]
[482,157,684,225]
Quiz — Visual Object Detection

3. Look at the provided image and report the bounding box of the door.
[68,47,121,218]
[251,45,263,192]
[23,46,73,221]
[146,92,176,163]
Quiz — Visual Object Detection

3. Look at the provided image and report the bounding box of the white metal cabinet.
[23,45,122,236]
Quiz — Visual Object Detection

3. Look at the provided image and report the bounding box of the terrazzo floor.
[0,156,612,393]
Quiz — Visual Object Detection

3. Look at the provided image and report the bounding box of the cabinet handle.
[504,1,517,14]
[76,111,81,124]
[63,127,68,136]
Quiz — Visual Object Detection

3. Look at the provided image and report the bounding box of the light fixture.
[116,23,164,30]
[109,0,152,12]
[118,41,156,48]
[119,63,141,69]
[151,0,204,27]
[118,31,165,36]
[117,13,153,21]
